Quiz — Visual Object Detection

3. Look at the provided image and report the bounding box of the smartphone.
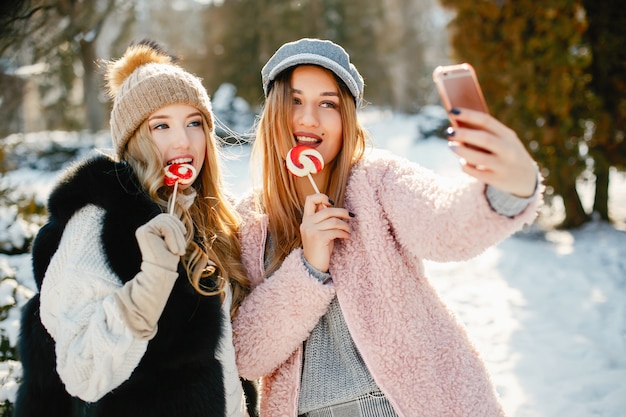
[432,63,489,128]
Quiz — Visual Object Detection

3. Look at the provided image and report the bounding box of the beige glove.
[114,213,187,339]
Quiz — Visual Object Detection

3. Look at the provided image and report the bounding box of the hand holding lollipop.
[164,163,196,214]
[286,144,324,194]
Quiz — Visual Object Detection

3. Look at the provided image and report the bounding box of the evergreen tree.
[440,0,594,228]
[582,0,626,222]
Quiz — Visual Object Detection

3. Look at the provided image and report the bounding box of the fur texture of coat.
[14,155,228,417]
[233,150,542,417]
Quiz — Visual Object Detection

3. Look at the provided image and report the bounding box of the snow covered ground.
[1,109,625,416]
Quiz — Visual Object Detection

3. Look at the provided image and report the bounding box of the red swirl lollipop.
[164,163,196,213]
[164,163,196,186]
[286,144,324,193]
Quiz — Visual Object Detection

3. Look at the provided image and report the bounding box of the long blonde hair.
[251,66,369,276]
[123,116,249,317]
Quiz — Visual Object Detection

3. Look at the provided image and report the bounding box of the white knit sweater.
[40,204,245,416]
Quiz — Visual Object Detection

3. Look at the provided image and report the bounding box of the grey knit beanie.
[261,38,364,103]
[105,41,213,159]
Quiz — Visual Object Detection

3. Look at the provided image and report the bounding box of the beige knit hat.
[104,40,213,159]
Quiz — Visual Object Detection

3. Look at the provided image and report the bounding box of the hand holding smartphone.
[432,63,489,128]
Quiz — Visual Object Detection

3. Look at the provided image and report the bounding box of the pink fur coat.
[233,150,541,417]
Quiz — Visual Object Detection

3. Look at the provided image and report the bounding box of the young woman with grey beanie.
[232,38,543,417]
[14,40,254,417]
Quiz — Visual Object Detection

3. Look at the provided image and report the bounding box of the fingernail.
[445,127,456,137]
[328,199,335,206]
[450,108,461,115]
[448,141,459,152]
[348,211,356,218]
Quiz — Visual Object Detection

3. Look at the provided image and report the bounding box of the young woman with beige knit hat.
[232,38,543,417]
[14,40,253,417]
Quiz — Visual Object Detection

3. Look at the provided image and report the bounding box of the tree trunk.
[559,180,590,229]
[592,149,610,221]
[80,38,104,133]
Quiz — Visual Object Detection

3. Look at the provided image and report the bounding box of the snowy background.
[1,107,625,417]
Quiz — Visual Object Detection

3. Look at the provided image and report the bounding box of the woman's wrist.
[485,171,540,217]
[301,254,332,284]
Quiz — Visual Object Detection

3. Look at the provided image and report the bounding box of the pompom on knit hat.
[261,38,364,104]
[104,40,213,159]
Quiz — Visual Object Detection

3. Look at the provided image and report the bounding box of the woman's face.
[148,103,206,189]
[290,65,343,167]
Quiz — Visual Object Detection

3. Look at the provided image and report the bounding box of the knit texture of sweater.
[15,155,244,417]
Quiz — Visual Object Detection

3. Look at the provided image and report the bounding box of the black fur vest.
[14,155,228,417]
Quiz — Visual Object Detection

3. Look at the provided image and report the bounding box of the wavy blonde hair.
[251,66,370,277]
[122,116,248,317]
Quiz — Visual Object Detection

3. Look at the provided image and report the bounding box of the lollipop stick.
[169,181,179,214]
[307,173,320,194]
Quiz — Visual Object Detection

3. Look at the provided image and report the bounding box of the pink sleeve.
[371,155,542,262]
[232,248,335,380]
